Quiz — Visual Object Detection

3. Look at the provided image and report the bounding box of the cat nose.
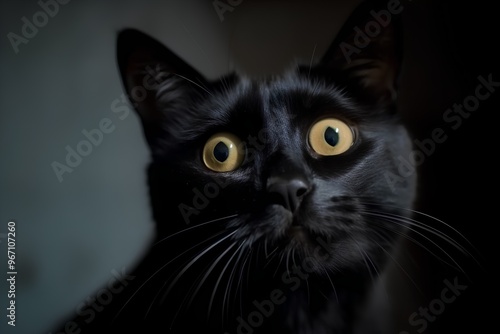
[267,177,310,213]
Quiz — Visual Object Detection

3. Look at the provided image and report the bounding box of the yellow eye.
[308,118,354,156]
[202,132,244,172]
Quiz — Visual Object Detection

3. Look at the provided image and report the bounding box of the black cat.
[56,1,419,333]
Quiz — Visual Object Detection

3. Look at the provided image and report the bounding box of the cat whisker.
[161,230,237,306]
[357,199,481,263]
[369,230,422,294]
[353,239,393,305]
[274,249,287,278]
[366,209,469,255]
[169,241,239,328]
[161,231,238,330]
[307,43,317,79]
[264,245,281,265]
[153,214,238,247]
[240,248,254,313]
[239,247,254,317]
[363,210,467,273]
[402,207,482,262]
[371,219,457,269]
[256,242,262,268]
[143,229,235,319]
[173,73,214,97]
[359,236,390,302]
[286,247,292,280]
[322,268,339,304]
[115,227,233,323]
[353,240,376,286]
[208,242,246,320]
[259,237,281,266]
[223,245,250,323]
[291,247,297,268]
[186,242,238,308]
[220,71,235,98]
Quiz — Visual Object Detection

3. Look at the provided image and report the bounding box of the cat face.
[117,2,416,276]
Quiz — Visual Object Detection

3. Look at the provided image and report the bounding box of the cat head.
[116,0,416,274]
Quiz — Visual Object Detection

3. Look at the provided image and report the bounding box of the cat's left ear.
[116,29,208,146]
[320,0,403,105]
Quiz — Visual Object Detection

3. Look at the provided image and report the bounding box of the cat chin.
[287,225,309,240]
[276,236,339,274]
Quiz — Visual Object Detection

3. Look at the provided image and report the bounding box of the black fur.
[57,1,417,333]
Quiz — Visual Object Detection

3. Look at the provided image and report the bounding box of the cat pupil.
[213,141,229,162]
[324,126,339,146]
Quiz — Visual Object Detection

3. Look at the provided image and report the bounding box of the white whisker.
[370,231,422,294]
[187,242,238,308]
[116,228,232,322]
[322,268,339,304]
[162,230,237,306]
[308,44,318,79]
[174,73,214,97]
[153,214,237,246]
[208,242,246,319]
[223,244,249,323]
[364,211,466,273]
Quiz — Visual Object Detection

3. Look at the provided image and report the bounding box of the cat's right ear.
[116,29,207,146]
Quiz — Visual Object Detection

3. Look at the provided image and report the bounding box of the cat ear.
[320,0,403,104]
[116,29,207,145]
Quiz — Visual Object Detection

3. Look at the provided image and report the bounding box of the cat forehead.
[155,68,377,155]
[208,69,352,116]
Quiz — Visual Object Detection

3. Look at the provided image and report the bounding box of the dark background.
[0,0,497,333]
[400,0,498,332]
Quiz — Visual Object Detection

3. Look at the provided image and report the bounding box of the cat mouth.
[287,225,310,241]
[254,204,317,245]
[266,205,314,242]
[286,211,318,246]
